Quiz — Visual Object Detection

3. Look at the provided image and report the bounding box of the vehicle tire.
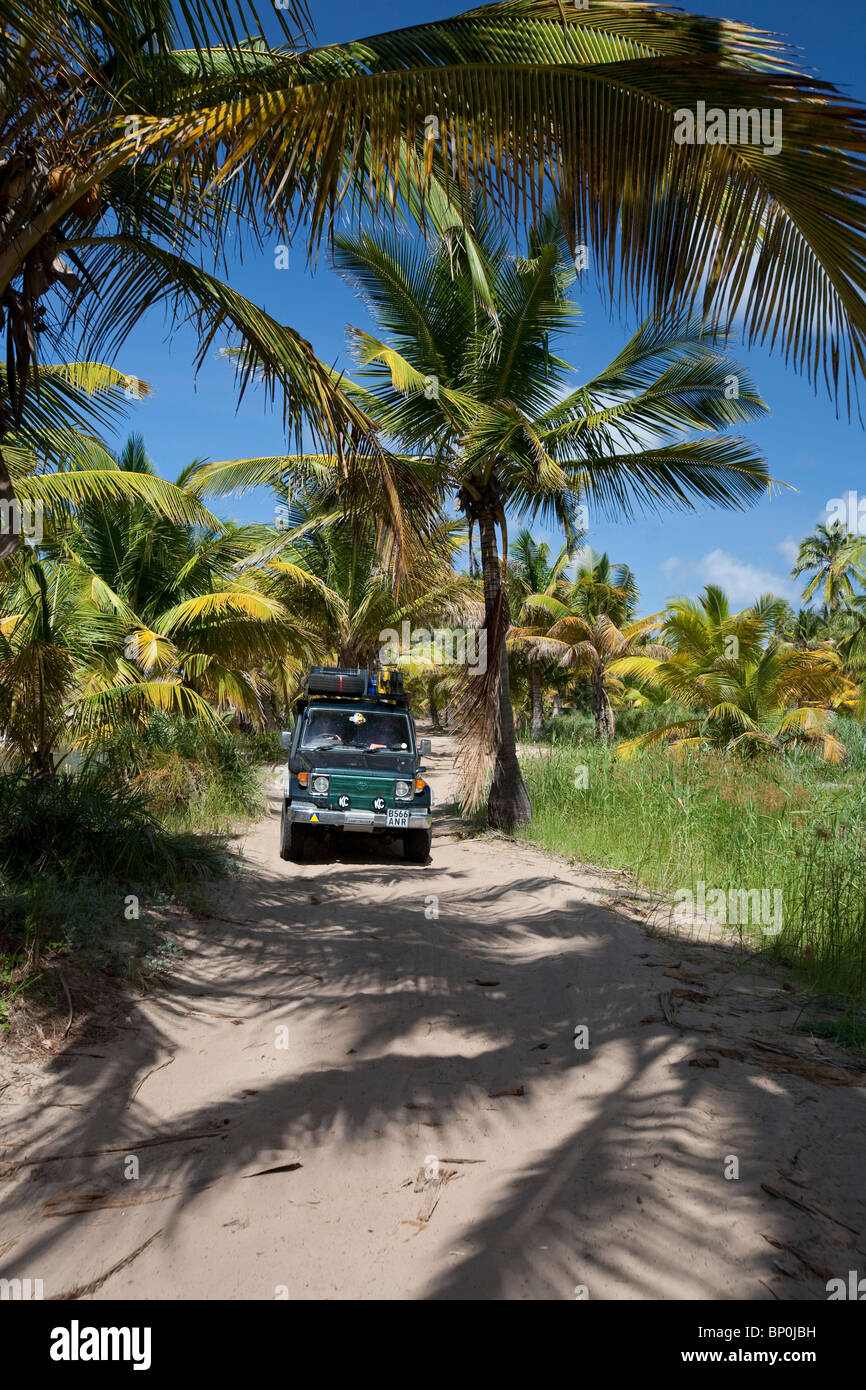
[280,805,307,862]
[403,828,432,864]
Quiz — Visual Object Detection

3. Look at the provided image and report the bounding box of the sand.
[1,736,864,1300]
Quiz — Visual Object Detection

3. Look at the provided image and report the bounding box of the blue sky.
[114,0,865,615]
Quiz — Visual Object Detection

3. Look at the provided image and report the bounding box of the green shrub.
[0,762,235,1023]
[97,713,266,830]
[0,764,225,882]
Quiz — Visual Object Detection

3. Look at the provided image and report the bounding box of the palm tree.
[569,550,639,626]
[0,552,81,775]
[138,6,866,414]
[506,530,573,617]
[515,604,666,742]
[329,212,772,824]
[507,530,572,740]
[30,435,319,737]
[257,485,479,675]
[2,360,224,539]
[611,587,852,761]
[777,605,833,650]
[791,524,866,619]
[0,546,224,774]
[832,595,866,714]
[4,2,866,559]
[394,649,465,736]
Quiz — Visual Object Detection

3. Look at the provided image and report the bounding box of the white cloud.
[693,548,796,604]
[777,536,799,566]
[659,555,680,575]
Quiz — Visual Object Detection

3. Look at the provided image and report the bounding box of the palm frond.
[13,469,220,531]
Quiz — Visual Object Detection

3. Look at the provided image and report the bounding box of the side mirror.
[280,730,293,750]
[419,738,431,756]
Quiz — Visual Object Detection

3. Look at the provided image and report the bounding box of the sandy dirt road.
[1,737,865,1300]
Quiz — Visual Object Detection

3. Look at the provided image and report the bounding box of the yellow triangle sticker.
[309,812,319,823]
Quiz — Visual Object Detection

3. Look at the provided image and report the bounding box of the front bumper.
[286,801,432,833]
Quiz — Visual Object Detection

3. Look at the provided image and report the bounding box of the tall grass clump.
[0,765,226,884]
[517,721,866,1015]
[532,702,694,747]
[0,765,231,987]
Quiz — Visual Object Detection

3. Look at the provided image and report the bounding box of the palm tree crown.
[611,586,852,761]
[791,524,866,618]
[334,210,773,822]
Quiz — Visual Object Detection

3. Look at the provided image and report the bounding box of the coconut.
[47,164,77,196]
[47,165,100,219]
[71,186,100,219]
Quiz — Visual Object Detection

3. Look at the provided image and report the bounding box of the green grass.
[516,717,866,1030]
[0,716,276,1031]
[518,701,694,746]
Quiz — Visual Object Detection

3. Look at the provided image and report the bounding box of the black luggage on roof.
[305,667,368,697]
[301,666,407,703]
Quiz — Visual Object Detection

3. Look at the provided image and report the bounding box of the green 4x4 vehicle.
[279,667,433,864]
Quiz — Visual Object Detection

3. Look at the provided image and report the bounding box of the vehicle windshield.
[300,707,413,753]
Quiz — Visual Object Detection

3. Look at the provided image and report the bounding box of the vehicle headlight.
[311,775,330,795]
[395,779,412,800]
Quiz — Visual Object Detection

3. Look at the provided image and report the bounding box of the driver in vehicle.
[349,712,408,750]
[302,708,411,752]
[305,710,346,746]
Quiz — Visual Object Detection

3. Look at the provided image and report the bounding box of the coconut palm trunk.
[259,687,279,731]
[477,504,531,828]
[529,665,545,742]
[31,656,55,777]
[428,691,443,732]
[593,668,615,742]
[0,448,19,563]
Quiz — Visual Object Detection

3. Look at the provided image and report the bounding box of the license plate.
[386,809,410,828]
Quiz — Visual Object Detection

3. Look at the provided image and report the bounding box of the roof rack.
[303,666,407,704]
